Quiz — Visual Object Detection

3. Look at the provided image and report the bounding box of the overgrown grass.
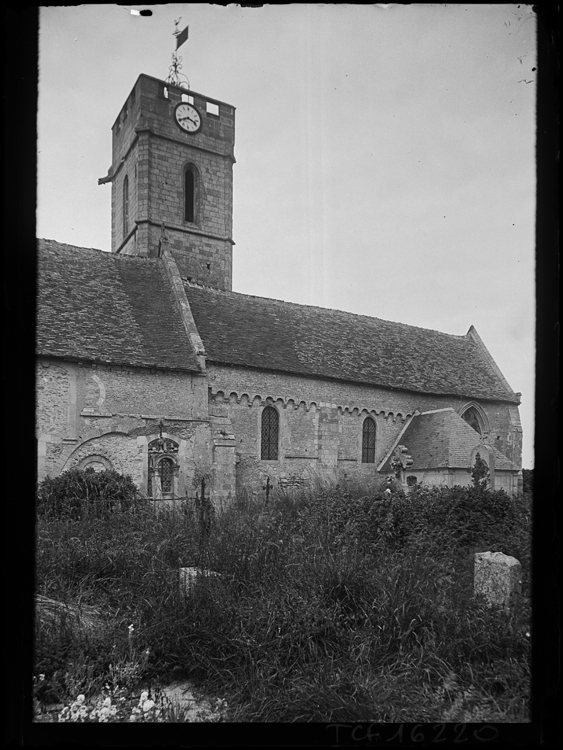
[34,473,531,722]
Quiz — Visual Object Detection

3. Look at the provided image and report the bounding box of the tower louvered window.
[261,406,279,460]
[184,167,195,223]
[362,417,376,464]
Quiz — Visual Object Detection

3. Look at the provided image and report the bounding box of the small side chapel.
[36,72,523,504]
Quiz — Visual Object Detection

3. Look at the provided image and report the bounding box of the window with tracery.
[147,435,179,498]
[261,406,279,460]
[462,407,483,435]
[361,416,376,464]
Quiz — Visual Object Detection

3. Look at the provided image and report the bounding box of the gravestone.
[474,551,522,609]
[179,567,221,596]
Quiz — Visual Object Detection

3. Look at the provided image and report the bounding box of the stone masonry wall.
[139,135,233,289]
[207,364,522,494]
[36,358,214,499]
[110,75,234,290]
[36,361,71,436]
[484,402,523,468]
[147,138,233,239]
[112,141,139,253]
[36,355,520,502]
[79,364,206,419]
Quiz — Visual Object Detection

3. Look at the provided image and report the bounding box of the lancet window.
[261,406,279,460]
[462,407,484,435]
[184,166,196,223]
[361,416,376,464]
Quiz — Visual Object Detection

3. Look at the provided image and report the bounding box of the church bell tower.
[100,74,235,290]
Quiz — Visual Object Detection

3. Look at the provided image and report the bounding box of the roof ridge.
[38,238,109,254]
[37,238,161,264]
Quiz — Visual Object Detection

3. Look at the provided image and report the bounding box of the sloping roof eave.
[36,351,200,374]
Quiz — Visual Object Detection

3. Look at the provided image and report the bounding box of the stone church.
[36,74,523,505]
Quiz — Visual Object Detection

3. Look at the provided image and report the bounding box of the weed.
[35,479,531,722]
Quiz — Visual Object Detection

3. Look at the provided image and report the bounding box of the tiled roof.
[37,240,200,371]
[36,239,520,402]
[185,284,519,403]
[380,409,518,471]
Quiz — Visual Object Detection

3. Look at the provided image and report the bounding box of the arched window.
[184,166,195,223]
[462,407,483,435]
[147,436,179,498]
[123,175,129,237]
[362,416,376,463]
[261,406,279,460]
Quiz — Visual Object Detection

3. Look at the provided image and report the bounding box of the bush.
[522,468,533,494]
[37,468,145,520]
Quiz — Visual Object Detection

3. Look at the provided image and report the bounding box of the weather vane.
[166,18,190,89]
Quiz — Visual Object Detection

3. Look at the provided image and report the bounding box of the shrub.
[37,468,145,520]
[471,452,490,488]
[522,468,533,494]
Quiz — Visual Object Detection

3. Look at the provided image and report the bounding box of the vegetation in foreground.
[34,468,531,722]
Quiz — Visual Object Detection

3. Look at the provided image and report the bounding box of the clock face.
[174,102,202,134]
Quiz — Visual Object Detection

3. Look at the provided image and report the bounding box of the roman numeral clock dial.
[174,102,202,134]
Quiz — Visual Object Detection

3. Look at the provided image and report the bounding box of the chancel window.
[147,434,179,498]
[361,417,376,464]
[261,406,279,460]
[462,407,483,435]
[123,175,129,238]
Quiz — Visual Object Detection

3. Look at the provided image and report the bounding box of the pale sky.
[37,4,537,467]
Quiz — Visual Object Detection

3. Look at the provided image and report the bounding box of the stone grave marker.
[474,551,522,610]
[179,567,222,596]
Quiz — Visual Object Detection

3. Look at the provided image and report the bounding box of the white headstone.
[474,551,522,609]
[179,567,221,596]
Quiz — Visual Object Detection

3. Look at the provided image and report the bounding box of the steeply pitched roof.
[36,240,520,402]
[379,409,518,471]
[185,284,520,403]
[37,240,200,372]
